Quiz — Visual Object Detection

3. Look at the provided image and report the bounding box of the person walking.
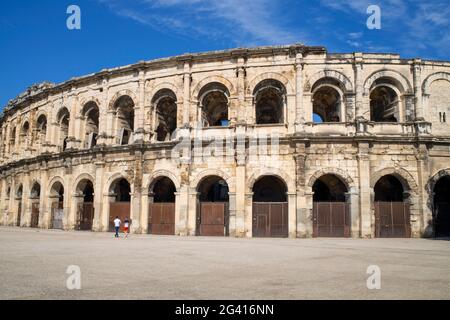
[113,216,121,238]
[124,217,130,239]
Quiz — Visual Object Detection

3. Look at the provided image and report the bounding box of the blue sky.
[1,0,449,110]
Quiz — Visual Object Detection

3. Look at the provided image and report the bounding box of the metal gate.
[109,202,131,232]
[375,202,411,238]
[17,202,22,227]
[434,202,450,237]
[51,202,64,229]
[30,202,40,228]
[148,203,175,235]
[313,202,350,238]
[197,202,228,236]
[78,202,94,231]
[253,202,288,238]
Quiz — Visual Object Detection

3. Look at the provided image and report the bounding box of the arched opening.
[148,177,176,235]
[108,178,131,232]
[57,108,70,151]
[114,96,135,145]
[312,174,350,237]
[199,83,229,127]
[370,85,400,122]
[254,79,286,125]
[15,184,23,227]
[374,175,411,238]
[197,176,229,236]
[313,86,341,122]
[433,176,450,237]
[153,89,178,141]
[20,121,30,148]
[36,115,47,145]
[49,182,64,230]
[252,176,288,238]
[30,182,41,228]
[76,179,95,231]
[82,102,99,148]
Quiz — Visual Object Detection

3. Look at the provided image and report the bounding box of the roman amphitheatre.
[1,44,449,239]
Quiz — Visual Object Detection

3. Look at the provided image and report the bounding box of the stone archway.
[373,174,411,238]
[49,181,64,230]
[107,177,131,232]
[148,176,177,235]
[196,175,230,237]
[75,178,95,231]
[427,170,450,238]
[311,174,351,238]
[29,181,41,228]
[252,175,289,238]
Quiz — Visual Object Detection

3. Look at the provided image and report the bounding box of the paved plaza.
[0,227,449,300]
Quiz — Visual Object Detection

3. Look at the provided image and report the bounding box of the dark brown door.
[148,203,175,235]
[198,202,228,236]
[375,202,411,238]
[17,202,22,227]
[313,202,350,238]
[109,202,131,232]
[30,203,39,228]
[253,202,288,238]
[78,202,94,231]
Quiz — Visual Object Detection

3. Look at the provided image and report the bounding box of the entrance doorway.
[374,175,411,238]
[252,176,288,238]
[197,176,229,236]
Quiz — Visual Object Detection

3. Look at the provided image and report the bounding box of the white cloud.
[98,0,305,46]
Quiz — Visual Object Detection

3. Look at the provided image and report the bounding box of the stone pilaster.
[354,53,365,119]
[412,59,424,121]
[295,52,304,131]
[357,141,372,238]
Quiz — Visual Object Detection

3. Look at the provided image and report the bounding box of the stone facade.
[1,44,449,238]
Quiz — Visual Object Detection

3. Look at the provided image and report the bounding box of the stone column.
[244,192,253,238]
[130,189,142,234]
[357,142,372,238]
[346,189,360,238]
[413,59,424,121]
[140,191,150,234]
[64,169,74,230]
[134,72,146,143]
[187,188,199,236]
[175,185,190,236]
[182,62,191,127]
[93,159,105,231]
[354,53,365,119]
[295,143,309,237]
[40,164,49,229]
[287,192,297,238]
[228,191,237,237]
[295,53,304,131]
[235,124,246,237]
[97,78,109,146]
[304,190,314,237]
[23,172,30,227]
[416,144,432,237]
[66,92,78,150]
